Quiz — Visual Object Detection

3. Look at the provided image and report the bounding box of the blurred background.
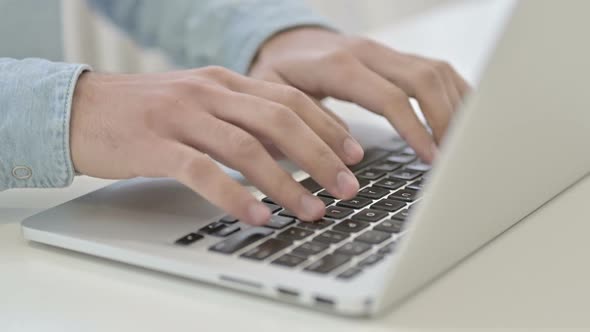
[61,0,456,72]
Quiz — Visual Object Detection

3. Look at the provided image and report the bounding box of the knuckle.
[169,77,211,96]
[230,131,263,158]
[349,37,376,51]
[178,154,212,179]
[434,60,452,72]
[324,50,356,67]
[382,88,410,116]
[387,88,409,105]
[415,65,440,87]
[200,65,234,82]
[267,103,299,128]
[279,86,308,108]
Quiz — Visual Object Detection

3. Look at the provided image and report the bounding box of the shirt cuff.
[217,1,336,74]
[0,58,91,190]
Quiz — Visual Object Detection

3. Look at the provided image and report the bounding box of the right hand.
[70,67,363,225]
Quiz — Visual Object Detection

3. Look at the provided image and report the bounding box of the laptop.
[21,0,590,317]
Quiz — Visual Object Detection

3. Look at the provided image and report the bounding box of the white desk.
[2,0,590,329]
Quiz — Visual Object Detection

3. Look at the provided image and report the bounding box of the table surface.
[3,0,590,329]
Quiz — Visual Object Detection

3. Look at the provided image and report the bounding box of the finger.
[349,43,454,143]
[165,142,271,225]
[312,98,350,132]
[249,71,350,132]
[172,110,327,222]
[224,74,364,166]
[204,88,360,200]
[396,61,454,144]
[281,55,436,163]
[410,56,465,112]
[447,65,471,98]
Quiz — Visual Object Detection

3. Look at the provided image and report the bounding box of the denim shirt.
[0,0,330,191]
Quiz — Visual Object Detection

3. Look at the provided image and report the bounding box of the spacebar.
[209,227,274,254]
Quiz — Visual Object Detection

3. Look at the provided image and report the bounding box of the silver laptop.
[21,0,590,317]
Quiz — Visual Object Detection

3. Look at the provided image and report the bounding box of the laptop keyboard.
[174,146,428,280]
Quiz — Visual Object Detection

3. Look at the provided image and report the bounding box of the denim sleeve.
[87,0,334,74]
[0,58,90,191]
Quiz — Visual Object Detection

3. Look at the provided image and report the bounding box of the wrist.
[249,27,340,74]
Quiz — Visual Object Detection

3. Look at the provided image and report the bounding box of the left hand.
[249,27,470,164]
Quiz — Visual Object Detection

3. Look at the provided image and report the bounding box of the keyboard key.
[318,195,334,206]
[357,178,370,189]
[349,148,391,172]
[337,196,372,209]
[358,254,385,267]
[371,199,405,212]
[299,177,322,193]
[372,161,401,172]
[278,209,297,218]
[200,221,227,235]
[265,215,295,230]
[389,188,419,202]
[374,219,404,233]
[333,219,370,234]
[337,268,363,280]
[378,242,397,255]
[277,227,314,241]
[324,206,354,219]
[402,147,416,155]
[390,169,422,181]
[391,209,410,221]
[355,230,391,244]
[407,179,425,191]
[215,224,241,237]
[304,254,351,274]
[356,168,387,181]
[373,178,405,191]
[405,160,432,172]
[317,190,334,198]
[351,209,388,223]
[264,203,282,213]
[358,186,389,199]
[272,254,306,267]
[314,230,349,244]
[241,238,292,260]
[386,154,416,164]
[209,227,274,254]
[261,197,276,205]
[292,241,329,257]
[175,233,203,246]
[296,219,334,230]
[335,241,371,256]
[219,215,239,224]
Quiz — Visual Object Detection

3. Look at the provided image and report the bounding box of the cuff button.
[12,166,33,180]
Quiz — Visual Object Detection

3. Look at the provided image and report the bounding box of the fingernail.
[430,143,439,162]
[343,137,364,162]
[248,203,271,225]
[336,170,359,197]
[300,194,325,220]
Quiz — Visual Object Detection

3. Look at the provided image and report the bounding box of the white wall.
[62,0,453,73]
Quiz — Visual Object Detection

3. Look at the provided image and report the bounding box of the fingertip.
[430,143,439,161]
[247,203,271,225]
[336,170,359,199]
[418,143,438,165]
[299,194,326,221]
[343,137,364,165]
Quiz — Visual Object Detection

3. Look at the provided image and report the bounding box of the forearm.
[87,0,334,74]
[0,58,90,190]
